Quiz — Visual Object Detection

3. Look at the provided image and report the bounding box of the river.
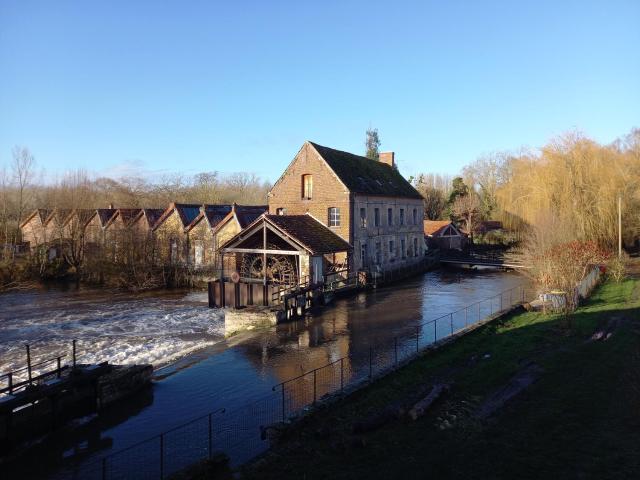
[0,268,530,479]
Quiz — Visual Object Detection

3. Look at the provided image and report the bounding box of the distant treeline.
[0,155,271,247]
[413,128,640,250]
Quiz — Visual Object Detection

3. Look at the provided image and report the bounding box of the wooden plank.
[220,248,301,256]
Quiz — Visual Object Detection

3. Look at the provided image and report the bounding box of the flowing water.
[0,268,530,478]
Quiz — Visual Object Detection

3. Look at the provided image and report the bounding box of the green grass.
[241,278,640,480]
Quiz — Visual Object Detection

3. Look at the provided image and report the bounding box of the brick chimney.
[379,152,395,168]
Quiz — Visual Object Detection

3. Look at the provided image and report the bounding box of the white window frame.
[328,207,341,227]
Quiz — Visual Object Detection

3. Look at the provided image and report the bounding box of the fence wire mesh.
[55,283,534,480]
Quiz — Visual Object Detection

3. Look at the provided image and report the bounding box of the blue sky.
[1,0,638,183]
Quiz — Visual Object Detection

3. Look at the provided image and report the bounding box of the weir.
[0,342,152,456]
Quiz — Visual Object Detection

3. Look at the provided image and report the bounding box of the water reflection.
[2,268,529,478]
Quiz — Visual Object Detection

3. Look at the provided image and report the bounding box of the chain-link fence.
[56,283,534,480]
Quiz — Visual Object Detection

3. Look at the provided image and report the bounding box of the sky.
[1,0,639,183]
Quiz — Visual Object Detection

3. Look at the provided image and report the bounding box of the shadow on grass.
[242,279,640,480]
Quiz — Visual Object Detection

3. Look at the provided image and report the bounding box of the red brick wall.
[268,142,352,242]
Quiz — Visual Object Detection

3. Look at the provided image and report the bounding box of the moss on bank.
[241,277,640,480]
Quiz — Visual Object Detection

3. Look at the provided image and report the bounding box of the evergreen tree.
[365,128,381,160]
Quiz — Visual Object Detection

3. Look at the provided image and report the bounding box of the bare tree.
[11,146,35,237]
[451,193,481,239]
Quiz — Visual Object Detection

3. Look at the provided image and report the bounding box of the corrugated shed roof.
[19,209,52,228]
[203,204,233,229]
[119,208,142,226]
[235,205,268,228]
[72,209,96,227]
[97,209,118,227]
[309,142,423,199]
[264,214,352,254]
[423,220,455,236]
[175,204,203,228]
[143,208,165,228]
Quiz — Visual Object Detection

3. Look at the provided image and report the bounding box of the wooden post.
[234,282,240,309]
[207,281,214,308]
[220,279,226,308]
[262,223,267,286]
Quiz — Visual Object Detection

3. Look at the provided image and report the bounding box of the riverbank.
[240,275,640,479]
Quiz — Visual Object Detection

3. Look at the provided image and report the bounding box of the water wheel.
[240,253,297,285]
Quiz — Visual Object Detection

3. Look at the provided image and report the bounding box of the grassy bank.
[241,276,640,480]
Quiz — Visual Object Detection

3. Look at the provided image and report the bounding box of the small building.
[153,203,202,265]
[186,204,268,270]
[20,209,53,249]
[423,220,466,251]
[185,204,233,268]
[129,208,166,263]
[85,208,118,249]
[268,141,425,273]
[214,213,353,307]
[103,208,142,263]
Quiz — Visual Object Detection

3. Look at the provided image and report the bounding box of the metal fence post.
[281,384,286,422]
[478,302,480,322]
[450,312,454,335]
[57,357,62,378]
[72,339,77,368]
[26,344,32,385]
[208,413,212,459]
[340,358,344,392]
[394,337,398,366]
[313,369,317,404]
[465,306,468,327]
[159,433,164,480]
[369,347,373,379]
[500,293,503,311]
[416,326,420,352]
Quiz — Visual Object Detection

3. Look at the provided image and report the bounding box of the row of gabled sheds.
[19,203,267,268]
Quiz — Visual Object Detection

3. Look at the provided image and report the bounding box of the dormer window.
[302,174,313,200]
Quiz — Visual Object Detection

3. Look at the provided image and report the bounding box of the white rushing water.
[0,288,224,380]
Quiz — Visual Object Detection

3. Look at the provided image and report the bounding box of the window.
[387,208,393,226]
[401,238,406,259]
[276,207,286,215]
[413,208,417,225]
[195,240,204,266]
[400,208,405,226]
[413,238,419,257]
[361,242,368,267]
[328,207,341,227]
[170,238,178,264]
[360,208,367,228]
[302,174,313,199]
[375,241,381,265]
[389,240,395,257]
[374,208,380,227]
